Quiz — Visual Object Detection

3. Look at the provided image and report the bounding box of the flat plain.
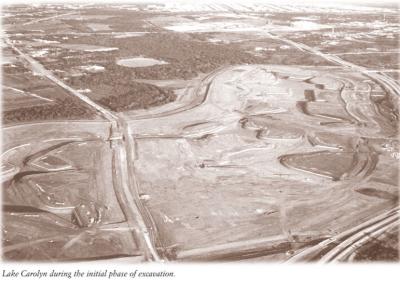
[1,2,399,262]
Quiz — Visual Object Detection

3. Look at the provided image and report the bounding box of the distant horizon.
[2,0,399,6]
[3,0,399,269]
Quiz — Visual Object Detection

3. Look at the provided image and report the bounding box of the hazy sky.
[4,0,398,4]
[3,0,398,8]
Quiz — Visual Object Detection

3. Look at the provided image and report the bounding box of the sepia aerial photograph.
[1,0,399,264]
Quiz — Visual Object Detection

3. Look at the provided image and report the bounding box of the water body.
[116,57,168,68]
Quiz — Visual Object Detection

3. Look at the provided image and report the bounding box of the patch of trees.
[97,83,176,112]
[64,33,262,80]
[66,64,177,112]
[65,32,335,81]
[341,53,398,69]
[3,98,95,123]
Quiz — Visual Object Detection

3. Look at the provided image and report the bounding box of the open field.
[2,121,146,261]
[2,59,97,124]
[128,65,398,259]
[2,3,399,263]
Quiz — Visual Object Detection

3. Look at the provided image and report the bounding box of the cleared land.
[2,3,399,262]
[128,65,398,259]
[2,122,145,261]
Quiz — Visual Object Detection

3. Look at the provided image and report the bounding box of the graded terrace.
[1,3,399,262]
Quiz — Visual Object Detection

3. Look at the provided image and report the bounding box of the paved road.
[286,207,399,262]
[21,11,78,26]
[5,38,118,123]
[264,32,399,263]
[319,210,399,263]
[5,17,398,262]
[267,32,400,97]
[5,38,162,261]
[5,35,235,261]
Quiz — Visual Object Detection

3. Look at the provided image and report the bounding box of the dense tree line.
[65,32,335,81]
[66,63,177,112]
[66,33,262,80]
[97,84,176,111]
[3,98,95,123]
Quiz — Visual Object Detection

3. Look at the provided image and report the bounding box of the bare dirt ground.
[2,3,399,262]
[128,65,398,260]
[2,121,143,261]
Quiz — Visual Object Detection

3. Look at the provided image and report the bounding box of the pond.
[116,57,168,68]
